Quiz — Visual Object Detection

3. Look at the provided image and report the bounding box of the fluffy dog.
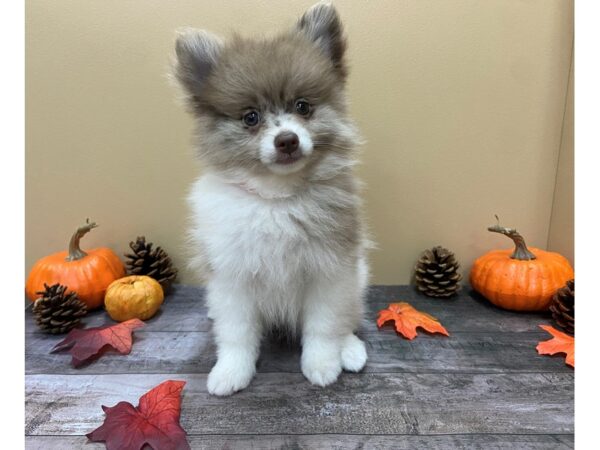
[173,2,369,396]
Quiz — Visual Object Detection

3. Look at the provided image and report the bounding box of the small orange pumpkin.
[470,218,574,311]
[25,219,126,309]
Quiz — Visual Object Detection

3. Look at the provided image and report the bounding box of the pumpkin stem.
[66,219,98,262]
[487,215,536,261]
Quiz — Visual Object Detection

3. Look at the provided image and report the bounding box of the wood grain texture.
[24,285,574,447]
[25,434,574,450]
[25,330,571,375]
[25,285,554,334]
[26,372,573,435]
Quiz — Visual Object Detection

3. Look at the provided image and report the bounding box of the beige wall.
[548,53,574,266]
[26,0,574,285]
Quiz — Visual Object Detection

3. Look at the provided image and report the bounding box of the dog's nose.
[274,132,299,154]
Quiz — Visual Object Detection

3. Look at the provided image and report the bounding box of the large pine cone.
[414,246,462,298]
[549,279,574,335]
[32,283,87,334]
[125,236,178,293]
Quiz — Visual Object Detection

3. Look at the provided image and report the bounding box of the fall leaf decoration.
[536,325,574,368]
[51,319,145,367]
[377,302,450,340]
[87,380,190,450]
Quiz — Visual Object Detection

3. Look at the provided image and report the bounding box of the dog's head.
[173,3,358,178]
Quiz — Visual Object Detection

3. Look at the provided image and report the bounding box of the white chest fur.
[187,173,363,325]
[190,173,359,274]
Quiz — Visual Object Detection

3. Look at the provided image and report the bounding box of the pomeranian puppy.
[172,2,369,396]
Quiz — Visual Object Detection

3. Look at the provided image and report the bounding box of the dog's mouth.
[274,152,303,165]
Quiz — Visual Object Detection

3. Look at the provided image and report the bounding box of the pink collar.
[230,182,258,195]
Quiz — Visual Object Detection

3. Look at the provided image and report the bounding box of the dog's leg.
[206,278,261,396]
[301,264,367,386]
[341,255,368,372]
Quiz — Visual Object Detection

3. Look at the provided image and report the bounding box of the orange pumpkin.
[470,219,574,311]
[25,219,126,309]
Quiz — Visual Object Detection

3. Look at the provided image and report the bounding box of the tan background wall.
[26,0,574,285]
[548,53,574,266]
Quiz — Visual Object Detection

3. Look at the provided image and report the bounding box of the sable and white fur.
[173,3,370,396]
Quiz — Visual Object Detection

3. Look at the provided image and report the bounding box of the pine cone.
[125,236,178,293]
[414,246,462,298]
[549,279,574,335]
[32,283,87,334]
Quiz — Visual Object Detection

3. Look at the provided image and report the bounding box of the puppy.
[173,2,369,396]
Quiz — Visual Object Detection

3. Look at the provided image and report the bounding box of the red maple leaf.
[536,325,574,368]
[377,302,450,340]
[51,319,145,367]
[87,379,190,450]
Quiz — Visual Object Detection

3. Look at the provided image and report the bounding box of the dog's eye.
[242,110,260,127]
[295,99,311,116]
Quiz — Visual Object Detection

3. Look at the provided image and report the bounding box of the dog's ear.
[173,29,223,104]
[297,2,347,77]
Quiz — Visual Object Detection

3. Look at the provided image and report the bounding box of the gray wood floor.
[25,285,574,449]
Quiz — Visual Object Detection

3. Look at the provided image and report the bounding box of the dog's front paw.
[301,343,342,387]
[207,358,255,396]
[341,334,367,372]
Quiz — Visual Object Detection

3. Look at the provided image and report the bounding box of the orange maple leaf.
[536,325,574,368]
[376,302,449,340]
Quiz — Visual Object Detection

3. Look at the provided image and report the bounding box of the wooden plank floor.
[25,285,574,449]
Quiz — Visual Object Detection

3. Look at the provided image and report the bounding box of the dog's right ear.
[173,29,223,103]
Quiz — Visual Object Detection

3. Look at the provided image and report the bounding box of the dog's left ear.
[297,2,347,77]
